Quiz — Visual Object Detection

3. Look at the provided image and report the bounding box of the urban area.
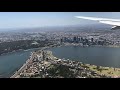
[11,50,110,78]
[1,25,120,78]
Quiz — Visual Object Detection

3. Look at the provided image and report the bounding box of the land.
[1,25,120,55]
[82,64,120,78]
[11,49,120,78]
[1,25,120,78]
[0,40,55,55]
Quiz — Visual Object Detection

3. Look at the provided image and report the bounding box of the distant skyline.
[0,12,120,30]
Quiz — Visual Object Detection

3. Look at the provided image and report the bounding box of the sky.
[0,12,120,30]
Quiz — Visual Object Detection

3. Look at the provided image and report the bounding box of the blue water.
[0,48,41,78]
[1,46,120,78]
[48,46,120,68]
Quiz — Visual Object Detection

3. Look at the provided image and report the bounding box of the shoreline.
[0,43,61,56]
[46,53,120,78]
[63,43,120,48]
[10,52,33,78]
[0,43,120,56]
[10,46,49,78]
[2,44,119,78]
[11,46,120,78]
[0,47,44,56]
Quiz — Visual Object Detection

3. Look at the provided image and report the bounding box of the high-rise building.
[81,37,84,42]
[73,36,79,43]
[73,36,77,42]
[64,37,67,42]
[91,38,94,42]
[78,37,80,42]
[60,38,63,43]
[85,38,89,44]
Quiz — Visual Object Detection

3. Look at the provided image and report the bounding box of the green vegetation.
[82,64,120,77]
[47,64,75,78]
[0,40,54,55]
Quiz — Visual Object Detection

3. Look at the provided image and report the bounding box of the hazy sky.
[0,12,120,29]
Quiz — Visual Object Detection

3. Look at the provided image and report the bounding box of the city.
[11,49,120,78]
[11,50,108,78]
[1,12,120,78]
[1,25,120,56]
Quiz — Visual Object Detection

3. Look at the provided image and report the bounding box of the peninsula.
[11,49,120,78]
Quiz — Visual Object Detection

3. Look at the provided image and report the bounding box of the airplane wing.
[75,16,120,30]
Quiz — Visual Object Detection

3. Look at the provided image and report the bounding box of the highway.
[10,46,55,78]
[10,53,34,78]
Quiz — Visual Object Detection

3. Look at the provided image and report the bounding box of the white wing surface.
[75,16,120,26]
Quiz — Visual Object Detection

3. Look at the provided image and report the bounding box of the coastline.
[10,46,49,78]
[63,43,120,48]
[0,43,120,57]
[10,52,33,78]
[44,52,120,78]
[0,43,61,56]
[0,47,43,56]
[1,43,118,78]
[10,45,120,78]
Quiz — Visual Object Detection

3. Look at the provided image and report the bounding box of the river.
[48,46,120,68]
[1,46,120,78]
[0,48,41,78]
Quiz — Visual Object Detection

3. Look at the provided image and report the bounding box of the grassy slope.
[84,64,120,77]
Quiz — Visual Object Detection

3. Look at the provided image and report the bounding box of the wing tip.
[75,16,79,18]
[75,16,84,18]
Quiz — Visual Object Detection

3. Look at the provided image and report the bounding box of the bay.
[1,45,120,78]
[48,46,120,68]
[0,48,41,78]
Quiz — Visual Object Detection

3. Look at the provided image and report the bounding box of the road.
[10,53,34,78]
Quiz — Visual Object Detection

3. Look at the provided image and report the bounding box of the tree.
[96,66,102,72]
[96,66,100,70]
